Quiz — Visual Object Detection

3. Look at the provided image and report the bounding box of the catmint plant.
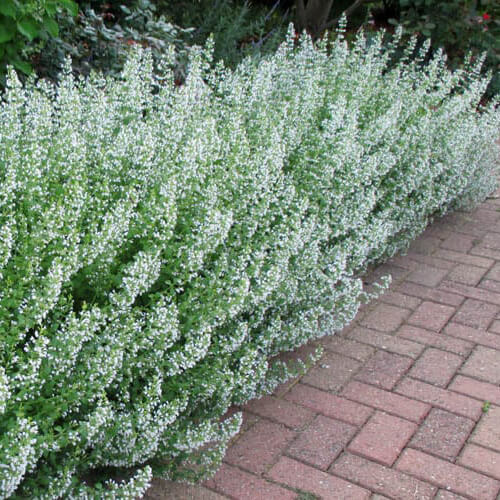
[0,23,498,498]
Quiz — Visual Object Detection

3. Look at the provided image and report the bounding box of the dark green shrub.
[153,0,289,69]
[34,0,287,83]
[388,0,499,96]
[0,0,77,81]
[36,0,193,81]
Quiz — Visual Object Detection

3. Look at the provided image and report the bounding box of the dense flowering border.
[0,25,498,498]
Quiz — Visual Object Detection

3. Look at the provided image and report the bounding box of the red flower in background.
[482,13,491,21]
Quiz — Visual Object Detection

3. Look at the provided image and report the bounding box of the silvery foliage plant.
[0,21,498,498]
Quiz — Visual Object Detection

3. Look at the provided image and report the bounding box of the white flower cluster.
[0,24,498,498]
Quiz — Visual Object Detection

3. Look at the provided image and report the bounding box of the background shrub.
[388,0,500,98]
[0,0,77,82]
[34,0,287,84]
[159,0,289,68]
[35,0,194,82]
[0,28,498,497]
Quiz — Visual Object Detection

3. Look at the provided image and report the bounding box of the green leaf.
[0,18,16,43]
[11,57,33,75]
[56,0,79,17]
[5,43,16,55]
[0,0,17,19]
[44,2,57,16]
[44,16,59,37]
[17,18,40,41]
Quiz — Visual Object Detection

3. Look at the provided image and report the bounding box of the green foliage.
[159,0,289,68]
[36,0,286,84]
[37,0,193,81]
[0,29,498,497]
[390,0,500,96]
[33,0,290,86]
[0,0,77,80]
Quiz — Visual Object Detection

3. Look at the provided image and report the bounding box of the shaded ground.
[145,186,500,499]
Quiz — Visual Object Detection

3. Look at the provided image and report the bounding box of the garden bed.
[0,28,498,497]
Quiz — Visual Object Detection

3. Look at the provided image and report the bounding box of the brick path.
[145,189,500,500]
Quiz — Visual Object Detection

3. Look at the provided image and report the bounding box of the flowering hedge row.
[0,27,498,498]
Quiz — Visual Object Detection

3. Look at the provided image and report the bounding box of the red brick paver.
[408,235,441,255]
[348,327,424,358]
[471,207,500,224]
[407,264,449,287]
[460,345,500,384]
[224,420,296,474]
[268,456,370,499]
[409,408,475,460]
[444,322,500,349]
[434,248,494,268]
[489,319,500,333]
[407,301,455,332]
[205,463,296,500]
[452,298,500,329]
[406,253,456,271]
[244,395,315,430]
[318,336,375,361]
[448,263,488,286]
[440,280,500,306]
[396,449,500,499]
[486,262,500,281]
[341,381,430,423]
[330,453,437,499]
[395,377,483,420]
[448,375,500,406]
[440,232,476,253]
[397,325,473,356]
[354,350,413,390]
[145,480,226,500]
[398,281,464,306]
[360,303,409,332]
[434,491,468,500]
[287,415,356,469]
[347,411,417,466]
[284,383,373,426]
[408,348,463,387]
[482,231,500,248]
[480,278,500,294]
[469,405,500,452]
[378,290,421,310]
[470,243,500,260]
[145,188,500,500]
[301,351,360,392]
[458,443,500,480]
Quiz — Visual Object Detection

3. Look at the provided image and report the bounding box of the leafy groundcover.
[0,27,498,498]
